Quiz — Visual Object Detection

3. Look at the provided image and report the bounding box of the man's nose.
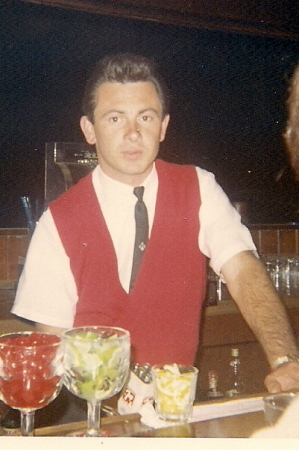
[124,121,140,140]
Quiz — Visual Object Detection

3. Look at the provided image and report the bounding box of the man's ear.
[159,114,170,142]
[80,116,96,145]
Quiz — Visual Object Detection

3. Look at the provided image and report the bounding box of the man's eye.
[142,115,151,122]
[110,117,119,122]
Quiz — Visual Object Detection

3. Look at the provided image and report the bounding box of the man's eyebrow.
[102,109,124,117]
[139,108,159,115]
[101,108,160,118]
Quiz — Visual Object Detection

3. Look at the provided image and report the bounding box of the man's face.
[80,81,170,186]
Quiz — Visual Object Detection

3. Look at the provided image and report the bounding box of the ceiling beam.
[19,0,299,40]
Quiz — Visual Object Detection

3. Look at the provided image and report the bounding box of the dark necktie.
[129,186,149,292]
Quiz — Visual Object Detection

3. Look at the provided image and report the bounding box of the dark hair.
[285,64,299,180]
[82,53,170,122]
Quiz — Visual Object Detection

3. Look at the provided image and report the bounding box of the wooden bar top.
[0,409,266,438]
[30,407,267,438]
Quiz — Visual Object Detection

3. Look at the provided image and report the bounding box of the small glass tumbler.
[152,364,198,422]
[263,392,299,426]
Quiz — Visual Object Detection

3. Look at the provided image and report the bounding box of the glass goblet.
[63,326,130,437]
[0,331,63,436]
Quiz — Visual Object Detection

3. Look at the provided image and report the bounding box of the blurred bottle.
[206,370,224,400]
[226,348,246,397]
[0,408,21,435]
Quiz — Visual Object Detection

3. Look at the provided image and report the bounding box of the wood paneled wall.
[0,229,29,289]
[250,225,299,255]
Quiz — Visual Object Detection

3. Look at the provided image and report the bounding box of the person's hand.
[264,361,299,393]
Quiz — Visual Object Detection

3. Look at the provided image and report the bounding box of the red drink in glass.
[0,332,63,435]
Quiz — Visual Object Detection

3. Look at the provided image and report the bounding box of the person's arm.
[12,209,77,329]
[221,250,299,393]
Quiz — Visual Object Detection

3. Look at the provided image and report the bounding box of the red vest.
[50,160,206,365]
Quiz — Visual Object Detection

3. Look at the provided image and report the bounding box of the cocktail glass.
[152,364,198,422]
[63,326,130,436]
[263,392,299,425]
[0,331,63,436]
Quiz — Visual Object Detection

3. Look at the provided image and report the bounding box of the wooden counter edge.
[205,296,299,316]
[34,412,141,436]
[33,393,267,437]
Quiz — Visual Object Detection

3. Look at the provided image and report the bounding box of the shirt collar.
[92,163,158,203]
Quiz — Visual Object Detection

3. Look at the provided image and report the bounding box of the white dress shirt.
[12,163,256,328]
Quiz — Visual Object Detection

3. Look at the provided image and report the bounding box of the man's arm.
[12,209,78,329]
[221,250,299,393]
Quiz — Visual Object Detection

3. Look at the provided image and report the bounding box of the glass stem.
[20,411,35,436]
[87,401,102,437]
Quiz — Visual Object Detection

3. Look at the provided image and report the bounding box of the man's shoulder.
[156,159,214,181]
[49,172,94,214]
[156,158,196,172]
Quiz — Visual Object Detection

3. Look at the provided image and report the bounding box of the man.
[12,53,299,393]
[285,63,299,182]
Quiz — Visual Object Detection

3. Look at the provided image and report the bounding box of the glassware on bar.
[63,326,130,436]
[152,363,198,422]
[263,392,299,426]
[0,332,63,436]
[262,254,299,296]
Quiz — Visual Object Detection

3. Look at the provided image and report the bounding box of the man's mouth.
[122,150,143,160]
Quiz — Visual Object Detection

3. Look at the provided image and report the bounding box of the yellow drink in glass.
[152,364,198,422]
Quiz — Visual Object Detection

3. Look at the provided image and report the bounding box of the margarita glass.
[63,326,130,436]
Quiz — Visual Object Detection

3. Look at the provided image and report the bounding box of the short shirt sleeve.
[12,209,78,328]
[196,167,257,276]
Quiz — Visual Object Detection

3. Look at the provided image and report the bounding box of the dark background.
[1,0,299,227]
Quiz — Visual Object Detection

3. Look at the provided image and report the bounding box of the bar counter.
[33,410,266,438]
[0,395,267,438]
[0,291,297,443]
